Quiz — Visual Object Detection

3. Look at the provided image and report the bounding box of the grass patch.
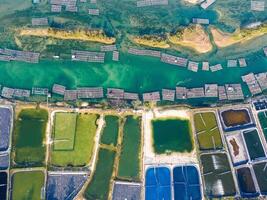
[12,171,45,200]
[152,118,193,154]
[13,108,48,166]
[53,112,77,150]
[84,148,116,200]
[51,113,99,167]
[194,112,223,150]
[100,115,119,146]
[118,116,141,181]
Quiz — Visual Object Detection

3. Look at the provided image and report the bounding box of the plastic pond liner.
[253,162,267,195]
[46,173,88,200]
[236,167,259,197]
[145,167,172,200]
[225,132,249,166]
[0,107,12,151]
[0,172,7,200]
[200,153,236,198]
[243,129,266,161]
[173,165,202,200]
[219,108,254,132]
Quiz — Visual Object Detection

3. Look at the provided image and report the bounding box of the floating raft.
[52,84,66,95]
[162,89,175,101]
[137,0,168,7]
[112,51,119,61]
[161,53,188,67]
[200,0,216,9]
[128,48,161,58]
[205,84,218,98]
[0,48,40,63]
[251,1,265,11]
[88,8,99,15]
[192,18,209,25]
[202,62,209,71]
[188,61,199,72]
[210,64,222,72]
[51,4,62,12]
[32,18,48,26]
[225,84,244,100]
[100,45,117,52]
[176,87,187,99]
[71,50,105,63]
[238,58,247,67]
[242,73,262,96]
[107,88,124,99]
[77,87,104,99]
[143,91,160,102]
[186,88,205,98]
[32,87,49,96]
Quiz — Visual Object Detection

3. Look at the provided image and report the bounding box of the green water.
[100,115,119,146]
[152,118,193,153]
[0,0,267,103]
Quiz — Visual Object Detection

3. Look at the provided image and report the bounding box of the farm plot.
[53,112,77,151]
[243,129,265,161]
[118,116,142,181]
[11,171,45,200]
[51,113,98,167]
[194,112,223,150]
[13,108,48,166]
[100,115,119,146]
[0,107,12,151]
[46,172,88,200]
[200,153,236,198]
[84,148,116,200]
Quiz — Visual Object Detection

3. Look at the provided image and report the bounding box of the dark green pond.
[152,118,193,154]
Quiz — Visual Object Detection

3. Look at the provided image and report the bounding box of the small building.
[52,84,66,95]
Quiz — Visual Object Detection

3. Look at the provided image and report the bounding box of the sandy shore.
[143,108,198,166]
[18,28,116,44]
[168,25,213,53]
[210,25,267,48]
[131,35,170,49]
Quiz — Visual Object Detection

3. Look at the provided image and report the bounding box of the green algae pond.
[11,171,45,200]
[12,108,48,167]
[118,115,142,181]
[152,118,193,154]
[51,113,99,167]
[84,148,116,200]
[100,115,119,146]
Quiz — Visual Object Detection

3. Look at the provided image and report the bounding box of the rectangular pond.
[145,167,172,200]
[225,132,248,166]
[243,129,265,161]
[173,165,202,200]
[200,153,236,198]
[0,107,12,151]
[0,153,9,170]
[236,167,259,197]
[0,172,7,200]
[152,118,193,154]
[219,108,255,132]
[253,162,267,195]
[257,111,267,142]
[194,112,223,150]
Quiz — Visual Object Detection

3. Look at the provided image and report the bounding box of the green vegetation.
[194,112,223,150]
[12,171,45,200]
[118,116,141,181]
[152,118,193,154]
[13,108,48,166]
[53,112,77,150]
[84,148,116,200]
[100,115,119,146]
[257,111,267,142]
[51,113,99,167]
